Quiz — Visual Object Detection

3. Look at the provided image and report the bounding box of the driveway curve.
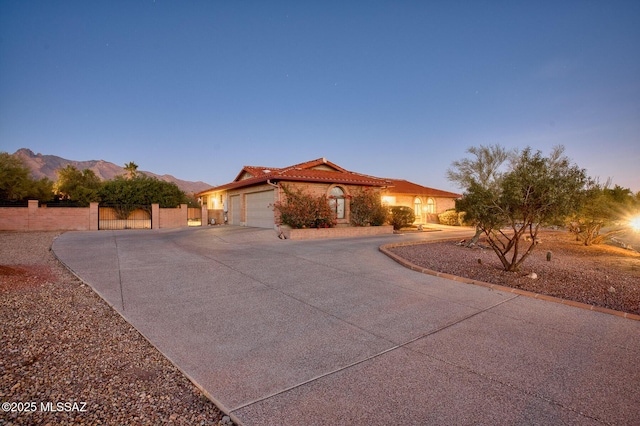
[53,226,640,425]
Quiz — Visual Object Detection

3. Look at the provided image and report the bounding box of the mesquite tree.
[447,144,514,246]
[454,146,586,272]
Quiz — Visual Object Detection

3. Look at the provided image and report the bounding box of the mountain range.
[13,148,213,194]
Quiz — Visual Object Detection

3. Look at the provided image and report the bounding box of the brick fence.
[0,201,205,231]
[1,202,395,238]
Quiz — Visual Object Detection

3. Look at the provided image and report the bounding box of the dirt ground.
[390,230,640,316]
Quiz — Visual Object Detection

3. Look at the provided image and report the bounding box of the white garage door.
[246,190,275,228]
[229,195,241,225]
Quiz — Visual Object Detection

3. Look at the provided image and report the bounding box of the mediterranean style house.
[196,158,460,229]
[381,179,460,224]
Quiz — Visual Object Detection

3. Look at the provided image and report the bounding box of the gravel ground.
[0,231,234,425]
[389,230,640,316]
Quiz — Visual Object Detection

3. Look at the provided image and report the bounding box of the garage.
[229,195,241,225]
[246,190,275,228]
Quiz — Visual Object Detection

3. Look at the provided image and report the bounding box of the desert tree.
[0,152,53,202]
[454,146,586,272]
[447,144,514,189]
[446,144,515,245]
[55,165,102,206]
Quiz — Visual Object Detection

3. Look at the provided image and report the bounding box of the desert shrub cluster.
[272,185,337,229]
[349,188,388,226]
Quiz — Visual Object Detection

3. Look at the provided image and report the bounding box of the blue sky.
[1,1,639,192]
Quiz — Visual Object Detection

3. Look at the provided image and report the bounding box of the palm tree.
[124,161,139,179]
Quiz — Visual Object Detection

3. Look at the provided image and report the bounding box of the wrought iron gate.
[98,205,151,230]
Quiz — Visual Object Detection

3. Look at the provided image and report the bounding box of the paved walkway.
[53,226,640,425]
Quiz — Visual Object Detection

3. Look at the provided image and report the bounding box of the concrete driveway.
[53,226,640,425]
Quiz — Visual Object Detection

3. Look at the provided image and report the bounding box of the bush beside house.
[438,210,460,226]
[389,206,415,230]
[349,188,388,226]
[272,184,337,229]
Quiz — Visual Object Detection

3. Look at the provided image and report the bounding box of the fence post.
[28,200,38,230]
[201,204,208,226]
[181,204,188,227]
[89,202,99,230]
[152,204,160,229]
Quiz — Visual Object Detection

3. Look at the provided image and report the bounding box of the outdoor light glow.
[382,196,396,205]
[631,216,640,231]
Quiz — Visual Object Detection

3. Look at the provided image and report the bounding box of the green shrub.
[438,209,460,226]
[370,203,389,226]
[457,211,472,226]
[99,175,188,215]
[273,185,336,229]
[389,206,415,230]
[349,188,388,226]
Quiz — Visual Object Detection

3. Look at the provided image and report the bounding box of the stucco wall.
[385,194,457,224]
[0,201,97,231]
[434,197,456,213]
[158,204,188,229]
[205,208,224,225]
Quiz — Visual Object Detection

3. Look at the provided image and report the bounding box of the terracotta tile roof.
[197,159,462,198]
[197,158,391,194]
[385,179,461,198]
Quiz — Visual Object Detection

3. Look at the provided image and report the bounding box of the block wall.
[282,225,393,240]
[158,204,188,229]
[0,202,200,231]
[0,201,98,231]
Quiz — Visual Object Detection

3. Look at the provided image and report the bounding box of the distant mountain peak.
[12,148,213,194]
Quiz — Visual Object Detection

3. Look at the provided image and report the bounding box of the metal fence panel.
[99,205,151,230]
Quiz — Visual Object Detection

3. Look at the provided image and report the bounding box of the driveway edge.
[379,240,640,321]
[51,234,245,426]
